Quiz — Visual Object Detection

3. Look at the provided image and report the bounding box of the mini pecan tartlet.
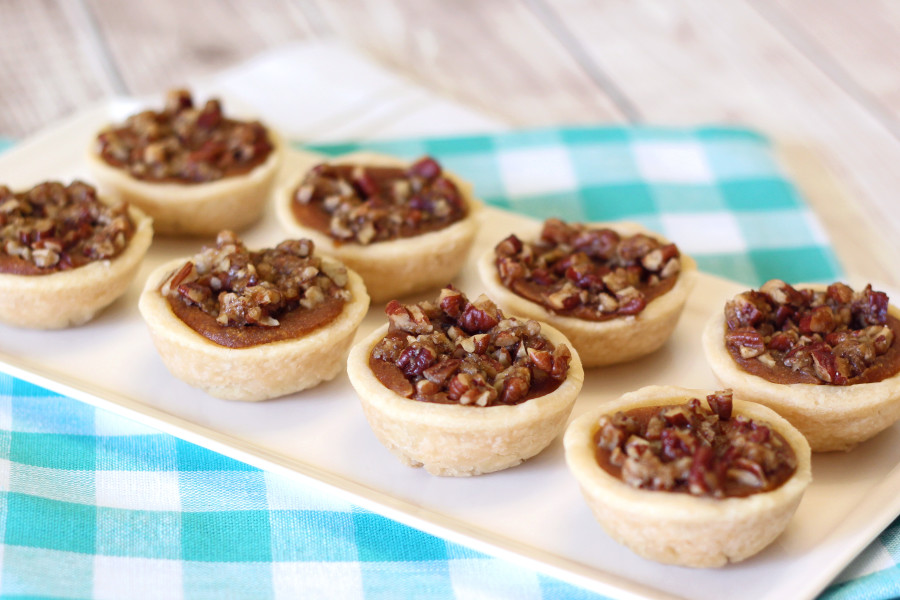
[477,218,696,367]
[138,230,369,401]
[87,89,283,236]
[703,279,900,452]
[346,287,584,476]
[0,180,152,329]
[564,386,811,568]
[275,151,481,302]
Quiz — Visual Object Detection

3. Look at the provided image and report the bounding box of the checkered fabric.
[0,127,893,600]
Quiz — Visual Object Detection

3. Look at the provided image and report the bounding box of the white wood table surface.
[1,0,898,288]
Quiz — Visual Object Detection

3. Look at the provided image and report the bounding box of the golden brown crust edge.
[138,256,370,401]
[564,385,812,568]
[346,322,584,476]
[0,205,153,329]
[476,222,696,368]
[86,129,283,236]
[702,303,900,452]
[274,151,482,303]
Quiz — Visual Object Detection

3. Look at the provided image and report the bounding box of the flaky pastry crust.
[702,292,900,452]
[275,151,482,302]
[138,255,369,401]
[347,322,584,476]
[564,385,811,568]
[0,205,153,329]
[477,222,696,368]
[86,129,283,236]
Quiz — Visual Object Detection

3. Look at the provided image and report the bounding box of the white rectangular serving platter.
[2,101,900,600]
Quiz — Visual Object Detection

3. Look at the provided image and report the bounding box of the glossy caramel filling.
[167,293,344,349]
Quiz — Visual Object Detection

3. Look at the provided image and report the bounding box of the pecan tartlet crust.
[0,183,153,329]
[703,282,900,452]
[86,91,283,236]
[478,221,696,367]
[275,151,481,302]
[564,385,811,568]
[346,290,584,476]
[138,240,369,402]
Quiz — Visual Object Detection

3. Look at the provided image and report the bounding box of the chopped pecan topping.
[494,219,682,321]
[370,286,571,406]
[96,89,273,183]
[290,156,466,245]
[0,180,135,275]
[594,390,797,498]
[724,280,898,385]
[163,230,350,327]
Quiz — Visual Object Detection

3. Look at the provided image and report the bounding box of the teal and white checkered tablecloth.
[1,127,895,600]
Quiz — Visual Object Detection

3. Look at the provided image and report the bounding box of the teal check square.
[9,432,95,470]
[748,247,840,283]
[579,183,655,220]
[421,133,495,155]
[96,507,181,559]
[181,511,272,562]
[175,438,256,472]
[720,178,802,211]
[3,376,63,399]
[559,127,629,145]
[4,493,96,554]
[352,511,448,562]
[270,510,358,561]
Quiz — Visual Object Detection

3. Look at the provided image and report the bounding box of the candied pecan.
[397,343,438,377]
[725,328,766,358]
[371,287,571,406]
[706,390,733,421]
[724,291,771,329]
[495,234,524,257]
[385,300,434,335]
[723,280,897,385]
[458,296,502,333]
[96,90,273,183]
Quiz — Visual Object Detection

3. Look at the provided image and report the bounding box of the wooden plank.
[536,0,900,287]
[0,0,114,137]
[756,0,900,135]
[86,0,320,95]
[312,0,627,125]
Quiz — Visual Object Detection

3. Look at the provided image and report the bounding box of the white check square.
[633,141,713,183]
